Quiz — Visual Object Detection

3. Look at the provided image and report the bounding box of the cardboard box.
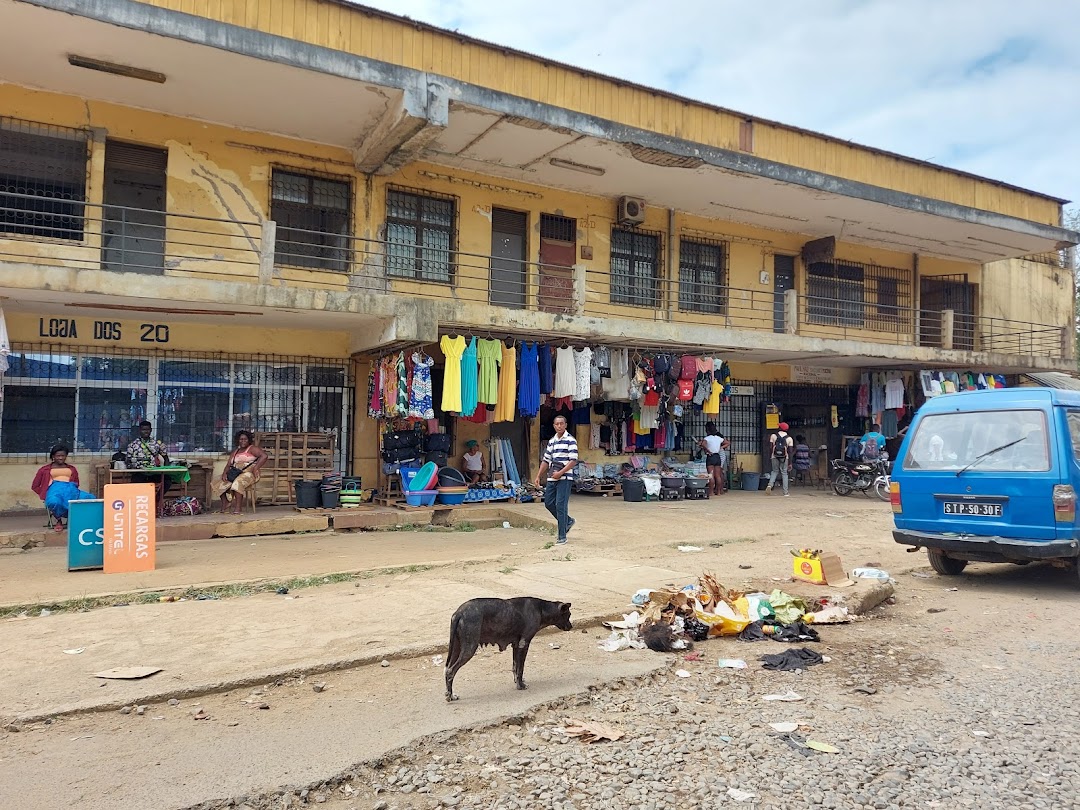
[792,552,852,586]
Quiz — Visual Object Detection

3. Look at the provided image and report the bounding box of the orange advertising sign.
[103,484,157,573]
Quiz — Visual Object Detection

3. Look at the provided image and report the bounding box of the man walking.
[535,414,578,544]
[766,421,793,496]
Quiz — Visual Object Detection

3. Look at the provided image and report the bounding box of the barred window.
[679,238,727,314]
[271,169,352,272]
[806,261,866,327]
[611,228,660,307]
[0,117,88,241]
[386,187,456,283]
[0,347,351,470]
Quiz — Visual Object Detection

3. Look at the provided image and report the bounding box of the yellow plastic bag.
[693,607,750,637]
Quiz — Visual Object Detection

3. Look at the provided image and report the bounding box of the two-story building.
[1,0,1076,510]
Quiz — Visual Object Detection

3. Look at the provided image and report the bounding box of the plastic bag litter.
[693,603,750,637]
[677,545,703,553]
[807,606,850,624]
[630,588,653,606]
[735,593,774,621]
[641,476,662,497]
[718,658,748,669]
[598,629,645,652]
[768,590,809,624]
[603,611,644,630]
[852,567,891,581]
[727,788,757,802]
[763,690,804,702]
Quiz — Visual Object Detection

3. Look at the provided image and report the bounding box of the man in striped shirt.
[536,415,578,545]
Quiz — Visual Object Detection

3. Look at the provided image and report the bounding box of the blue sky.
[354,0,1080,222]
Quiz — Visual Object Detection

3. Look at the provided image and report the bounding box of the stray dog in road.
[444,597,573,701]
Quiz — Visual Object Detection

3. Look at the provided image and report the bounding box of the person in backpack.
[766,422,793,496]
[860,423,886,461]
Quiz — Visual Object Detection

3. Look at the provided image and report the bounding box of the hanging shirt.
[439,335,465,413]
[884,374,905,409]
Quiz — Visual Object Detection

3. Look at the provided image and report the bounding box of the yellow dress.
[440,335,465,413]
[494,342,517,422]
[703,379,721,414]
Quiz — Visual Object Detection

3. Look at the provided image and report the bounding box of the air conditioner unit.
[617,196,646,226]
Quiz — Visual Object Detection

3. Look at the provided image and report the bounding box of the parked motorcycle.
[832,456,891,501]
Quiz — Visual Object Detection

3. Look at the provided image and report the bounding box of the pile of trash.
[598,571,849,653]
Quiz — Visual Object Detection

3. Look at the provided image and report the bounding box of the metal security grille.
[272,168,352,272]
[385,186,456,282]
[610,227,661,308]
[679,237,728,314]
[806,260,912,332]
[540,213,576,242]
[0,116,89,240]
[1,345,352,470]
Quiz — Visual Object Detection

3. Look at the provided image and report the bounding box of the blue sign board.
[68,499,105,571]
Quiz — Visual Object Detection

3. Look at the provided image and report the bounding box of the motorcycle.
[832,455,891,501]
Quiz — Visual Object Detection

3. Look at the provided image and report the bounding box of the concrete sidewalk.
[1,529,690,720]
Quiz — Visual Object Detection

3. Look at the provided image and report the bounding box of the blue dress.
[517,342,540,418]
[46,481,93,520]
[538,344,553,395]
[460,337,479,417]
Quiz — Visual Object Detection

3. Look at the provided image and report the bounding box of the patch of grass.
[542,541,555,550]
[0,564,436,621]
[455,522,477,532]
[498,566,517,575]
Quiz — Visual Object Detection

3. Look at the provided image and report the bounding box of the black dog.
[444,597,572,701]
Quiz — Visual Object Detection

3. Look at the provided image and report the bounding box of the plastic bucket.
[622,479,645,503]
[295,480,321,508]
[341,476,362,493]
[321,489,341,508]
[740,472,760,492]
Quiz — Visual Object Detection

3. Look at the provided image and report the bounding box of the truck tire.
[928,548,967,576]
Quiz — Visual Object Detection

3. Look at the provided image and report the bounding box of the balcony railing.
[0,192,1068,360]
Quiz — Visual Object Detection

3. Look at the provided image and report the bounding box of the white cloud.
[354,0,1080,216]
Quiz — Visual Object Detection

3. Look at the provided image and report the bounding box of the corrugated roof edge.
[332,0,1069,207]
[1023,372,1080,392]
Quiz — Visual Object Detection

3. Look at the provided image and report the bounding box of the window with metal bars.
[385,186,456,283]
[0,346,352,470]
[271,168,352,272]
[806,260,912,332]
[540,213,576,242]
[679,237,728,314]
[610,228,660,307]
[0,117,89,241]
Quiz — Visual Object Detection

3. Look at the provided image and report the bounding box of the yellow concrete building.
[0,0,1077,511]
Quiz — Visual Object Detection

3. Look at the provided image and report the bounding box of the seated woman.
[460,439,487,484]
[31,445,94,532]
[211,430,267,514]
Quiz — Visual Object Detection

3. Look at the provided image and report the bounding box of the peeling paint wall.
[981,257,1073,337]
[134,0,1064,225]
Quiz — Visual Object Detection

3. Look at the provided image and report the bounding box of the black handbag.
[226,460,254,482]
[383,430,420,451]
[424,433,452,453]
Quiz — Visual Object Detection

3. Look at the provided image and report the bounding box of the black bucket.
[295,480,321,509]
[622,478,645,503]
[321,488,340,508]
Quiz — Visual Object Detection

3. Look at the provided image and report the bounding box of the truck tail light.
[1053,484,1075,523]
[890,481,902,514]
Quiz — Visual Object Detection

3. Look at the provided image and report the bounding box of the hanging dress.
[395,351,408,417]
[477,338,501,404]
[517,341,540,418]
[602,348,631,400]
[460,337,479,417]
[494,341,517,422]
[439,335,466,413]
[573,347,593,401]
[554,346,576,399]
[381,355,399,417]
[538,343,554,395]
[408,352,435,419]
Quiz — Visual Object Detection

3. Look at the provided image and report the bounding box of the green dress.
[477,338,501,405]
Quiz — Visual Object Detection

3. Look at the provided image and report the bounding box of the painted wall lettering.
[140,323,170,343]
[38,317,78,338]
[93,321,122,341]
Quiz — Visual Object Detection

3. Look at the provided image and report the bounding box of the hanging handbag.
[226,460,254,482]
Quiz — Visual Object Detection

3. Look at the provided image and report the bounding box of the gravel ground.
[268,572,1080,810]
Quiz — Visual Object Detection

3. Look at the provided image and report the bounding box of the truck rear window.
[903,409,1050,472]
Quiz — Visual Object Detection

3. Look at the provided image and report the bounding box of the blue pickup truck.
[891,387,1080,581]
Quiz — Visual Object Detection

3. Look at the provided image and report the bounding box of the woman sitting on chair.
[211,430,267,514]
[31,445,94,532]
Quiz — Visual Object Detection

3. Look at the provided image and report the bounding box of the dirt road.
[2,489,1078,809]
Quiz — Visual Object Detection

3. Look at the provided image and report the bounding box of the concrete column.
[1061,325,1074,361]
[941,308,955,350]
[258,220,277,284]
[573,263,586,316]
[784,288,799,335]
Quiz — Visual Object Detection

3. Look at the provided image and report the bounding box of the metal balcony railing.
[0,193,1068,360]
